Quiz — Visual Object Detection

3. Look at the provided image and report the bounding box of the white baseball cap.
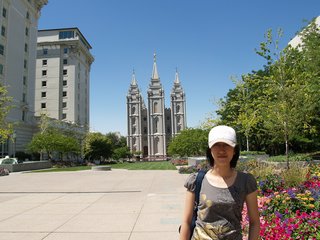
[208,125,237,148]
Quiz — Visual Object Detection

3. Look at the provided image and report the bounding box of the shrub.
[171,158,188,166]
[240,151,266,156]
[268,153,312,162]
[280,163,308,188]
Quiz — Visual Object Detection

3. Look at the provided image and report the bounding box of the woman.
[180,125,260,240]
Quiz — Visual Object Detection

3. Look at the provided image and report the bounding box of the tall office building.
[127,55,187,160]
[0,0,47,157]
[36,28,94,131]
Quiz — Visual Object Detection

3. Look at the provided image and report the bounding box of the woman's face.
[210,142,234,167]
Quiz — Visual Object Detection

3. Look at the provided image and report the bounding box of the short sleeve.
[184,172,197,192]
[246,173,258,195]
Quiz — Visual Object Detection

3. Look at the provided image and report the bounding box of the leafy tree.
[295,19,320,148]
[27,130,80,160]
[208,17,320,160]
[112,146,131,160]
[256,29,314,168]
[106,132,126,148]
[168,128,208,157]
[83,132,112,161]
[236,77,259,151]
[0,84,12,142]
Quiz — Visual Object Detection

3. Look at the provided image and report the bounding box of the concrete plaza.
[0,169,189,240]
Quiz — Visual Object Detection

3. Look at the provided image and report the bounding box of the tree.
[256,29,313,168]
[0,84,12,142]
[112,146,131,160]
[27,130,80,160]
[83,132,112,161]
[168,128,208,157]
[209,18,320,159]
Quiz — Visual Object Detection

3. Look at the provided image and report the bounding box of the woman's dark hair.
[206,145,240,168]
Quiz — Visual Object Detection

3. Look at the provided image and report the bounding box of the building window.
[0,64,3,75]
[1,26,5,37]
[26,11,29,19]
[42,59,47,66]
[63,59,68,65]
[41,103,46,109]
[24,43,28,52]
[43,49,48,55]
[25,27,29,36]
[42,70,47,76]
[62,113,67,119]
[63,48,68,54]
[22,93,26,102]
[59,31,74,39]
[41,81,47,87]
[0,44,4,55]
[63,80,67,86]
[62,102,67,108]
[24,59,27,69]
[62,91,67,97]
[41,92,46,98]
[23,76,27,85]
[63,69,67,75]
[2,8,6,18]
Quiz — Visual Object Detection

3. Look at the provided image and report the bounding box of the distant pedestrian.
[180,125,260,240]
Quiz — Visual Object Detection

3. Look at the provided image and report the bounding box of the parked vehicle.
[0,156,18,165]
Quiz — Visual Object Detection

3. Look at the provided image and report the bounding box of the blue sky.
[38,0,320,136]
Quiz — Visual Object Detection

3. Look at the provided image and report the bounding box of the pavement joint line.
[41,188,116,239]
[128,172,156,240]
[0,191,142,194]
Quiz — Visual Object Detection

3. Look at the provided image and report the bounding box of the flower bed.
[242,163,320,239]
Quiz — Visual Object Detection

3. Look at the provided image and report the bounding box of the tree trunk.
[285,138,289,169]
[246,134,250,152]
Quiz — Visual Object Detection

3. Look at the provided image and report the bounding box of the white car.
[0,157,18,164]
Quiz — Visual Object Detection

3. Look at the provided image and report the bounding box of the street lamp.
[12,131,16,158]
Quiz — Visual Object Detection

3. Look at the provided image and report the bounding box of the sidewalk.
[0,169,188,240]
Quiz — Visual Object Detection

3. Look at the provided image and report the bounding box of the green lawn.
[32,161,177,172]
[111,161,177,170]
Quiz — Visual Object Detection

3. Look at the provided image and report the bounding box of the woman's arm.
[245,190,260,240]
[180,190,195,240]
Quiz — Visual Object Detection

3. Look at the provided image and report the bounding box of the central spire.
[131,69,137,86]
[174,68,180,84]
[152,53,159,79]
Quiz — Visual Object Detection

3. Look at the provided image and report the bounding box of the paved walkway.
[0,169,188,240]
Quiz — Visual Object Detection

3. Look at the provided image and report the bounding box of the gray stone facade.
[127,55,187,160]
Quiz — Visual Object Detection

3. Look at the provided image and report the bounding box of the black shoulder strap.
[194,170,207,205]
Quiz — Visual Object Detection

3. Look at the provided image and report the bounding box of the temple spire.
[131,69,137,86]
[152,53,159,79]
[174,68,180,84]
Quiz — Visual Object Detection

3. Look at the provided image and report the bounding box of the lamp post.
[12,131,16,158]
